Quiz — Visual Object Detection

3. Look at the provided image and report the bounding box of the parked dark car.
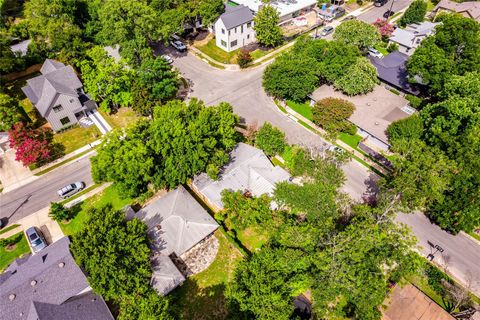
[383,10,395,18]
[25,227,47,253]
[343,15,356,21]
[374,0,388,7]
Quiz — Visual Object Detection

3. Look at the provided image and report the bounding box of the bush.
[387,42,399,53]
[237,49,252,68]
[399,0,427,27]
[372,19,394,40]
[0,233,23,248]
[255,122,287,156]
[312,98,355,134]
[49,202,71,222]
[387,114,424,142]
[405,94,424,109]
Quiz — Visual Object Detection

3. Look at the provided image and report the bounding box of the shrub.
[387,114,424,142]
[372,19,395,40]
[255,122,287,156]
[49,202,71,222]
[237,49,252,68]
[405,94,424,109]
[387,42,399,53]
[312,98,355,134]
[0,233,23,248]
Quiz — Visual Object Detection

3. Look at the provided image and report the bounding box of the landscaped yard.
[100,107,141,129]
[171,230,243,320]
[237,226,269,253]
[60,185,133,236]
[250,48,274,60]
[53,125,101,154]
[195,38,239,64]
[338,132,363,150]
[286,100,313,120]
[374,43,389,56]
[0,232,30,271]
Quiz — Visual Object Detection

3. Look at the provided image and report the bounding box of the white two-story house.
[214,5,255,52]
[388,21,440,56]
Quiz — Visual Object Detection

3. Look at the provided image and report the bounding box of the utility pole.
[388,0,396,17]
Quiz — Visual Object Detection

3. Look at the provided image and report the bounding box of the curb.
[63,182,112,208]
[461,231,480,247]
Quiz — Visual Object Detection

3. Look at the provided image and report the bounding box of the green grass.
[250,48,274,60]
[195,38,239,64]
[468,231,480,242]
[427,0,435,11]
[237,226,269,252]
[60,185,133,236]
[34,148,95,176]
[0,224,20,236]
[100,107,142,129]
[274,99,287,113]
[298,119,316,133]
[286,100,313,120]
[0,232,30,271]
[53,125,101,154]
[171,230,243,320]
[374,43,389,56]
[338,132,363,149]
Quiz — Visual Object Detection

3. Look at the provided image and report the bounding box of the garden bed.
[0,232,30,271]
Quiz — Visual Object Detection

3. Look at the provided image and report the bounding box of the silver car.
[321,26,335,36]
[57,181,85,199]
[25,227,47,253]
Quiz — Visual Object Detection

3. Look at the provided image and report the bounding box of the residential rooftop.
[389,22,440,49]
[219,4,254,30]
[230,0,317,19]
[434,0,480,21]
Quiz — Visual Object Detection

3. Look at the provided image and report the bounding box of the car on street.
[161,54,173,64]
[328,145,345,154]
[25,226,47,253]
[374,0,388,7]
[383,10,395,18]
[321,26,335,37]
[318,5,345,21]
[57,181,85,199]
[343,15,356,21]
[368,47,384,58]
[170,39,187,52]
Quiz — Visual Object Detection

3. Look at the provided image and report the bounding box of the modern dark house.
[22,59,97,132]
[0,237,113,320]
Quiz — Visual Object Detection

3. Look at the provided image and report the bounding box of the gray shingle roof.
[193,143,291,209]
[369,51,420,95]
[134,186,219,256]
[22,59,83,117]
[0,237,112,320]
[389,22,439,48]
[219,5,253,30]
[150,255,185,296]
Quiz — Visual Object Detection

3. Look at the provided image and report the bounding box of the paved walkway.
[88,110,112,135]
[0,149,37,193]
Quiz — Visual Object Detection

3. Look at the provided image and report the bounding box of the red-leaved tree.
[8,123,53,166]
[372,19,394,40]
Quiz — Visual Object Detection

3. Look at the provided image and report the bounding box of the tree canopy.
[312,97,355,134]
[253,5,283,47]
[255,122,287,156]
[0,93,27,131]
[333,20,381,50]
[333,57,379,95]
[399,0,427,27]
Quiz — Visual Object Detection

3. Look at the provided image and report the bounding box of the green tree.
[80,46,134,112]
[407,14,480,94]
[399,0,427,27]
[118,290,173,320]
[316,40,362,83]
[253,5,283,47]
[386,114,424,142]
[0,93,27,131]
[333,19,381,51]
[312,97,355,134]
[334,57,379,95]
[132,57,179,116]
[263,53,319,101]
[91,121,153,197]
[255,122,287,156]
[0,36,24,74]
[148,99,239,187]
[70,205,152,300]
[49,202,71,222]
[237,49,252,68]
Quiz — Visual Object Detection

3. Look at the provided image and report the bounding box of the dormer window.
[53,105,63,113]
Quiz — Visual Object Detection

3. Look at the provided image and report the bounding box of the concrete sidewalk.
[0,149,37,194]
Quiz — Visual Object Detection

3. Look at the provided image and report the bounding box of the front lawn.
[60,185,133,236]
[195,38,239,64]
[171,230,243,319]
[250,48,274,60]
[53,125,101,154]
[0,232,30,271]
[338,132,363,149]
[286,100,313,120]
[100,107,141,129]
[237,226,269,252]
[374,43,389,56]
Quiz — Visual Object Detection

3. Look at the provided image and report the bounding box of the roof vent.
[9,294,16,301]
[30,280,37,286]
[19,312,24,316]
[58,262,65,268]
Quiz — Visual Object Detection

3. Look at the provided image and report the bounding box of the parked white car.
[57,181,85,199]
[368,47,384,58]
[161,54,173,64]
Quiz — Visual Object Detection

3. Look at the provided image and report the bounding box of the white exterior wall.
[214,19,255,52]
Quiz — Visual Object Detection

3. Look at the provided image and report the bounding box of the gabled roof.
[434,0,480,21]
[390,22,440,48]
[134,186,219,256]
[218,4,254,30]
[150,255,185,296]
[369,51,420,95]
[193,143,291,209]
[10,39,31,57]
[22,59,83,117]
[0,237,112,320]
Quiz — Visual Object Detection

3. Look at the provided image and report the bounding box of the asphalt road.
[357,0,412,23]
[0,156,93,224]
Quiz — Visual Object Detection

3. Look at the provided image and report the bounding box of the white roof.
[134,186,219,256]
[10,39,31,57]
[193,143,291,209]
[232,0,317,18]
[390,22,440,48]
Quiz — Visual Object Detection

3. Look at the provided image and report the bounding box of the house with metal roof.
[192,143,291,210]
[388,22,440,56]
[232,0,317,22]
[0,237,113,320]
[432,0,480,22]
[22,59,97,132]
[214,5,255,52]
[130,185,219,295]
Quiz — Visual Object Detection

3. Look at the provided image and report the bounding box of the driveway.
[0,149,37,193]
